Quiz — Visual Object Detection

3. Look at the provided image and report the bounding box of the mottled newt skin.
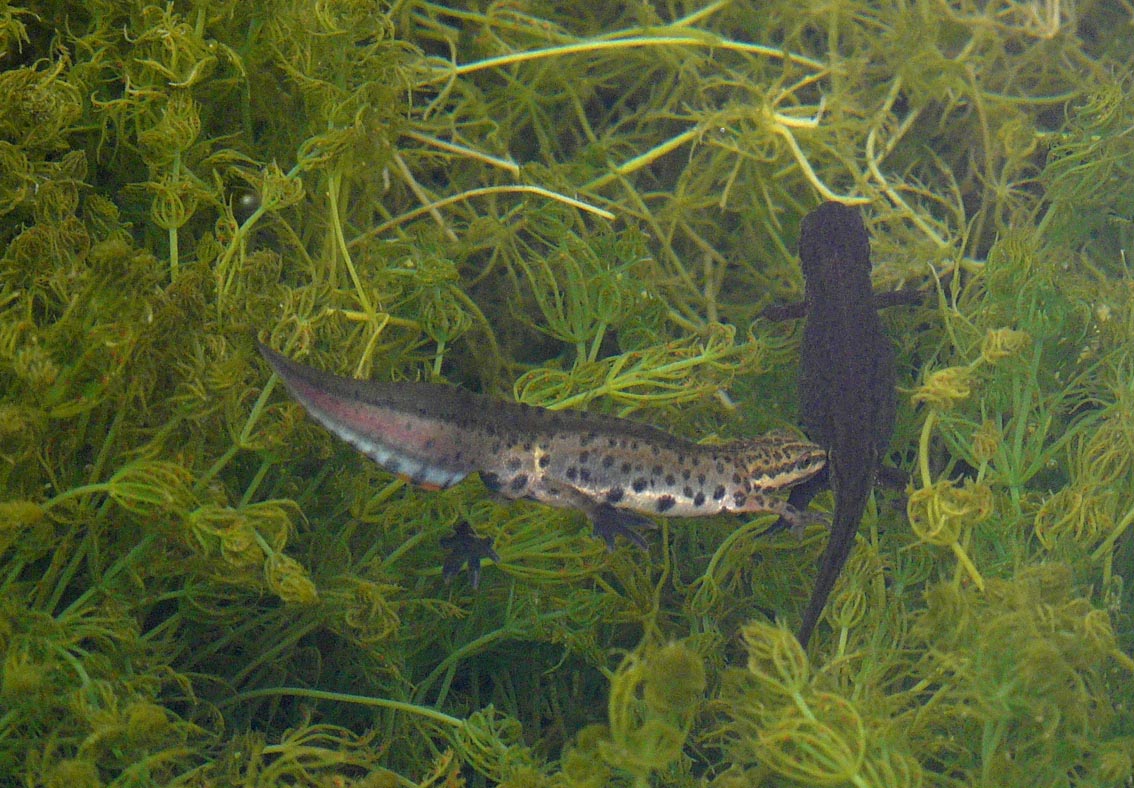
[789,202,897,647]
[257,342,827,549]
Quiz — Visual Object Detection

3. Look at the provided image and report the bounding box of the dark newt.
[781,202,898,647]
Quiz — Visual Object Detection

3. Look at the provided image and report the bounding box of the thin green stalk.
[222,686,464,728]
[427,34,825,83]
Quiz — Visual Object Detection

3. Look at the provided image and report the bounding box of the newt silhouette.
[779,202,898,647]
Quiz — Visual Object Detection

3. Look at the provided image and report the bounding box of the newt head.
[729,431,827,490]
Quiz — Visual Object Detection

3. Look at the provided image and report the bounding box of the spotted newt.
[257,341,827,549]
[788,202,897,647]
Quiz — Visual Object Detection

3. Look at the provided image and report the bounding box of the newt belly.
[258,342,826,548]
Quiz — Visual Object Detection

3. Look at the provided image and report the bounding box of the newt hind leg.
[587,505,655,551]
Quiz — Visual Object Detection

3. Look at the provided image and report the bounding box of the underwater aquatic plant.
[1,0,1133,785]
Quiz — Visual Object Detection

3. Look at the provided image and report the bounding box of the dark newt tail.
[796,461,874,646]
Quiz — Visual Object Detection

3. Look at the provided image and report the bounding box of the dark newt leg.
[489,474,657,552]
[553,484,657,551]
[762,285,928,323]
[587,504,655,551]
[744,489,828,537]
[773,465,902,534]
[764,465,829,536]
[440,521,501,589]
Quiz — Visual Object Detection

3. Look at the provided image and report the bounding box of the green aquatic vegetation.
[555,641,706,788]
[598,642,706,782]
[717,620,922,787]
[2,0,1134,785]
[1039,75,1134,266]
[905,566,1134,785]
[716,580,1134,787]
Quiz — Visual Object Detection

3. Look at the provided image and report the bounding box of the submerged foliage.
[1,0,1133,786]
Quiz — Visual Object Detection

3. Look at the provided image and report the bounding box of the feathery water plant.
[1,1,1133,785]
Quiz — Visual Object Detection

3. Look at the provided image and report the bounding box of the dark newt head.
[798,201,873,284]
